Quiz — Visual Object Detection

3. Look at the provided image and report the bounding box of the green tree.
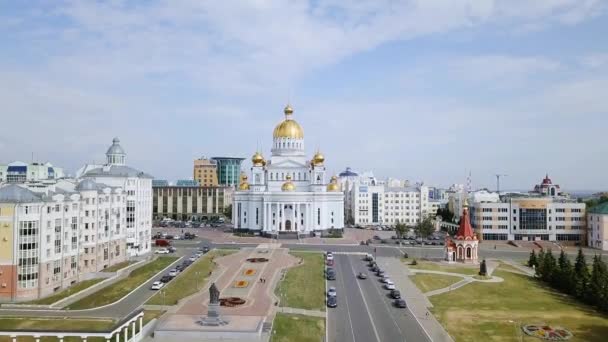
[535,249,546,278]
[573,248,590,300]
[223,204,232,219]
[541,249,557,283]
[589,255,608,309]
[528,250,538,268]
[395,221,407,240]
[556,250,574,293]
[479,259,487,276]
[414,216,435,239]
[436,208,455,223]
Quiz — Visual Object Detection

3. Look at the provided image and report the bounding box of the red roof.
[455,207,476,239]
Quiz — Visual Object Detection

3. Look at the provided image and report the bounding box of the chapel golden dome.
[281,175,296,192]
[239,174,250,190]
[251,151,265,166]
[312,151,325,166]
[327,176,340,192]
[273,104,304,139]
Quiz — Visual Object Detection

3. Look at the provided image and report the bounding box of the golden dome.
[273,105,304,139]
[312,151,325,166]
[327,176,340,192]
[281,175,296,191]
[251,151,265,166]
[239,174,250,190]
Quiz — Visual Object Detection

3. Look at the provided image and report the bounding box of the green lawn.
[430,270,608,342]
[66,256,178,310]
[410,273,463,293]
[407,260,479,275]
[271,313,325,342]
[24,278,103,305]
[146,249,236,306]
[275,252,325,311]
[497,262,528,274]
[101,260,137,273]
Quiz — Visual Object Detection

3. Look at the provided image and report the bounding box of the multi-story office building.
[470,196,586,242]
[211,157,245,187]
[350,182,429,227]
[587,203,608,251]
[153,184,233,221]
[193,158,218,187]
[76,138,153,256]
[0,162,65,184]
[0,180,127,302]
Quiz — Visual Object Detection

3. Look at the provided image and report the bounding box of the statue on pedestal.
[198,282,229,326]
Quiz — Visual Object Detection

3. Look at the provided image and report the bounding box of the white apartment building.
[77,138,153,256]
[350,182,429,227]
[470,196,586,242]
[0,161,65,184]
[0,180,127,302]
[587,203,608,251]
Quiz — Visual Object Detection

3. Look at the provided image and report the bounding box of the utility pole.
[495,174,508,193]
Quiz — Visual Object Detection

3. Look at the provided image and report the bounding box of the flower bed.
[243,269,256,276]
[246,257,269,263]
[220,297,246,307]
[234,280,249,288]
[522,324,573,340]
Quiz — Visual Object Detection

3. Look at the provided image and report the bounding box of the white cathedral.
[233,105,345,237]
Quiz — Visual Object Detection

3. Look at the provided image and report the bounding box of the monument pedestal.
[199,303,229,326]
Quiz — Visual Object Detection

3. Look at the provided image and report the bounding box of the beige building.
[0,180,127,302]
[153,185,233,221]
[588,203,608,251]
[193,158,218,187]
[470,196,586,243]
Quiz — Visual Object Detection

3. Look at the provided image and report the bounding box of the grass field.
[410,273,462,293]
[271,313,325,342]
[0,317,114,342]
[66,256,178,310]
[24,278,104,305]
[101,260,137,273]
[146,249,236,305]
[406,260,479,275]
[497,262,528,274]
[430,270,608,341]
[275,252,325,311]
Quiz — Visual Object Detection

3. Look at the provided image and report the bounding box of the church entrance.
[285,220,292,231]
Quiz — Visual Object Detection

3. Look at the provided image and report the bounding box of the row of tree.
[528,248,608,312]
[394,216,436,240]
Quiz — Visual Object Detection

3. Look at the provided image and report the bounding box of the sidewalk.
[501,259,535,277]
[379,257,454,342]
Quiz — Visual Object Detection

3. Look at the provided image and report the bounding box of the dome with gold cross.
[251,151,266,167]
[327,176,340,192]
[281,175,296,191]
[273,104,304,139]
[311,150,325,166]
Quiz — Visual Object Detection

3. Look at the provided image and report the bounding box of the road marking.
[335,255,357,342]
[346,255,381,342]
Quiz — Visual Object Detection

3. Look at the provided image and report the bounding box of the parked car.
[165,235,174,240]
[385,280,396,290]
[370,265,379,272]
[394,299,407,308]
[357,272,368,279]
[155,248,169,254]
[184,232,197,240]
[326,259,334,266]
[168,269,178,277]
[188,256,196,262]
[376,270,385,277]
[168,246,177,253]
[150,281,164,290]
[160,275,172,283]
[327,286,337,297]
[366,239,372,245]
[373,235,381,240]
[201,246,210,253]
[175,265,185,272]
[326,270,336,280]
[391,290,401,299]
[326,254,334,261]
[382,276,391,283]
[364,253,373,261]
[155,239,171,247]
[327,295,337,308]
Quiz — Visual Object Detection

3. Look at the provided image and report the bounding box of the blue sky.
[0,1,607,191]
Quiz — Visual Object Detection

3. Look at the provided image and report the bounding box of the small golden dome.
[327,176,340,192]
[252,151,265,166]
[273,105,304,139]
[281,175,296,191]
[239,174,250,190]
[312,151,325,166]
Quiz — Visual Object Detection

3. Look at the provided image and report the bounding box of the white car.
[151,281,164,290]
[385,280,395,290]
[382,277,391,283]
[188,256,196,262]
[326,254,334,261]
[327,286,337,297]
[168,269,178,277]
[155,248,169,254]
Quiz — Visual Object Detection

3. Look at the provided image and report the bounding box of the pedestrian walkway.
[277,307,325,318]
[408,269,504,297]
[378,257,454,342]
[502,259,535,277]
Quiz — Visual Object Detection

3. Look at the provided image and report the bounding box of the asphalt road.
[328,254,430,342]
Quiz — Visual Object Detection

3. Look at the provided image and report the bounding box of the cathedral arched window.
[317,208,321,225]
[270,173,273,180]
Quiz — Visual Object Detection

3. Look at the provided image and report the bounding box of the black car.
[370,265,379,272]
[326,270,336,280]
[391,290,401,299]
[373,235,381,240]
[376,270,385,277]
[160,275,172,283]
[201,246,210,253]
[394,299,407,308]
[168,246,177,253]
[327,295,337,308]
[175,265,185,271]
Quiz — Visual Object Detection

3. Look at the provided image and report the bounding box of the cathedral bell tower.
[310,150,326,192]
[250,151,266,192]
